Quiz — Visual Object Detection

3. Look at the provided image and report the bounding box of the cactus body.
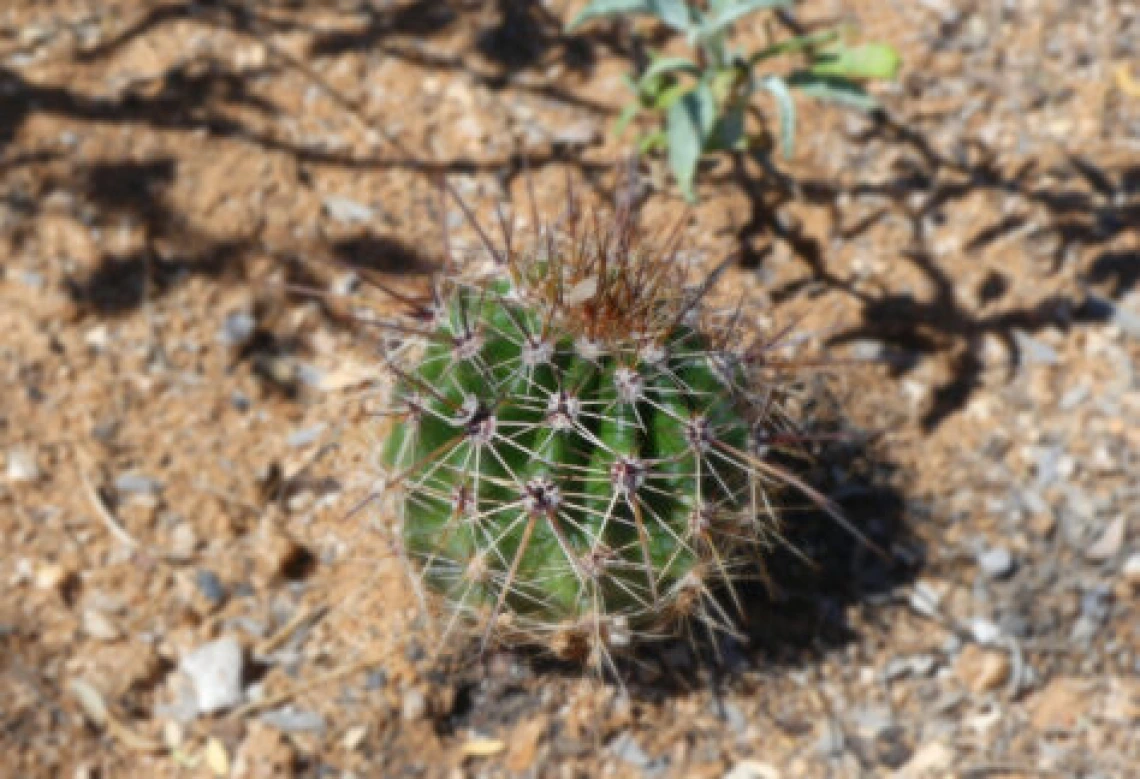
[377,205,805,659]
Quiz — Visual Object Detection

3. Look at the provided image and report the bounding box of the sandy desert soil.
[0,1,1138,777]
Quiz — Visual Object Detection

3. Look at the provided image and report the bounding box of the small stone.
[342,725,368,751]
[204,738,229,777]
[330,272,360,297]
[180,636,245,714]
[551,120,600,148]
[977,546,1015,579]
[814,720,845,757]
[220,311,257,346]
[1101,677,1140,724]
[295,363,325,389]
[908,579,945,619]
[69,679,109,727]
[847,339,884,360]
[286,425,325,448]
[231,391,251,413]
[154,673,199,724]
[1029,677,1091,730]
[1011,329,1059,365]
[163,720,184,749]
[719,701,747,735]
[969,617,1002,645]
[955,644,1010,693]
[258,707,325,733]
[84,325,110,350]
[460,738,505,757]
[401,688,427,721]
[883,655,935,681]
[895,740,953,777]
[723,760,780,779]
[1122,553,1140,590]
[170,523,198,558]
[609,732,649,767]
[35,562,70,592]
[82,608,121,642]
[323,195,375,224]
[1058,384,1089,410]
[5,447,40,484]
[195,570,227,607]
[114,472,162,496]
[9,557,33,586]
[1085,516,1126,562]
[1080,585,1113,624]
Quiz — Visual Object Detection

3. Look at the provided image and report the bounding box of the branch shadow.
[728,113,1140,432]
[0,1,623,331]
[308,0,620,98]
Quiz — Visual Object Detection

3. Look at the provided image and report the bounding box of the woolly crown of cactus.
[373,190,837,666]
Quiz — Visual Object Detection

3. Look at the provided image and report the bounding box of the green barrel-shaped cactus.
[377,204,809,661]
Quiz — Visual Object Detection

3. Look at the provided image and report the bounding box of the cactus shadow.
[438,428,924,722]
[640,429,926,698]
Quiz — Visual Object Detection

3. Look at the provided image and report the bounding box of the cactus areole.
[379,205,801,661]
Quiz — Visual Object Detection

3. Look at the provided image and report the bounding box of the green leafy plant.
[568,0,901,200]
[374,192,853,667]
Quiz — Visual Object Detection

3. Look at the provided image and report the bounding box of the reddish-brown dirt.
[1,1,1137,777]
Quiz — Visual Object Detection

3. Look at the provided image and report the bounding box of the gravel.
[114,471,162,495]
[1012,329,1060,365]
[195,569,227,606]
[1085,516,1126,561]
[180,636,245,715]
[259,707,327,733]
[323,195,375,224]
[219,311,256,346]
[977,546,1016,579]
[608,732,650,767]
[5,447,40,484]
[400,688,427,722]
[287,424,326,448]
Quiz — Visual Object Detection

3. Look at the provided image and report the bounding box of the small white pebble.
[1121,553,1140,589]
[970,618,1002,645]
[977,547,1015,579]
[180,636,244,714]
[5,448,40,484]
[401,688,427,722]
[82,608,121,642]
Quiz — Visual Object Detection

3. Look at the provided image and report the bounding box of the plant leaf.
[760,75,796,159]
[638,129,668,154]
[666,82,716,201]
[788,72,880,112]
[748,29,840,64]
[653,81,693,110]
[698,0,792,41]
[639,55,701,85]
[809,43,901,80]
[567,0,693,33]
[711,105,746,151]
[614,102,641,136]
